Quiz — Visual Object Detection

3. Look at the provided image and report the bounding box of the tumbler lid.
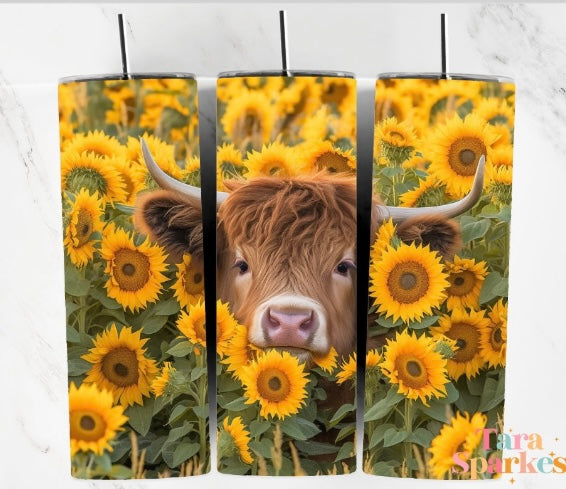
[377,72,514,83]
[59,72,196,84]
[218,70,354,79]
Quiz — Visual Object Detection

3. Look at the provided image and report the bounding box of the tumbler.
[215,70,358,475]
[364,73,515,479]
[59,73,209,478]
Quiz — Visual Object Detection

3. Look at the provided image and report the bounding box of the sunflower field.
[215,75,359,475]
[364,77,514,478]
[60,77,209,479]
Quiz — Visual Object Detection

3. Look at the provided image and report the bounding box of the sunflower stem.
[403,398,414,477]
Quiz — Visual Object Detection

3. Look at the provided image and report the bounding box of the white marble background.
[1,2,565,488]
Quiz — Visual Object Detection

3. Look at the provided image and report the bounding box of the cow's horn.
[377,155,485,222]
[141,138,229,208]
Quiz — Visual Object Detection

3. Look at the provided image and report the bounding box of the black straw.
[441,13,448,79]
[279,10,290,76]
[118,14,130,80]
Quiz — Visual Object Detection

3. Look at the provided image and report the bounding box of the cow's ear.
[134,190,203,262]
[396,215,461,260]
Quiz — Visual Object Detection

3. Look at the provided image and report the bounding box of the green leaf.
[294,440,339,455]
[417,399,449,423]
[192,405,209,419]
[66,324,81,343]
[480,272,509,304]
[93,453,112,473]
[249,439,273,459]
[372,461,398,476]
[250,420,271,437]
[65,265,90,297]
[280,417,320,441]
[141,315,168,334]
[65,301,81,319]
[479,205,511,222]
[222,396,249,412]
[383,428,410,447]
[334,441,354,462]
[67,358,91,376]
[126,398,155,436]
[461,219,491,243]
[364,388,404,422]
[190,366,207,381]
[407,315,439,330]
[145,435,168,464]
[408,428,435,447]
[167,341,193,357]
[478,374,505,412]
[108,465,132,479]
[381,166,404,178]
[167,421,193,443]
[375,316,403,329]
[114,203,135,215]
[154,298,180,316]
[329,403,355,426]
[168,404,190,424]
[368,423,396,449]
[335,424,356,443]
[88,287,121,310]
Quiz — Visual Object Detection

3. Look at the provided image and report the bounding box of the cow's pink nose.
[262,308,318,348]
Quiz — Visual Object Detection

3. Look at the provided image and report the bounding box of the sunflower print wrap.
[59,76,208,479]
[364,76,514,479]
[216,74,357,475]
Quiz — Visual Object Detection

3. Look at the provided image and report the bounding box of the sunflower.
[380,330,449,405]
[300,140,355,173]
[427,113,498,198]
[428,411,487,479]
[82,324,158,407]
[63,131,126,159]
[369,242,449,323]
[490,124,513,150]
[220,417,254,464]
[475,97,515,128]
[329,108,357,143]
[416,80,479,128]
[182,156,201,187]
[370,218,396,263]
[58,83,77,123]
[217,143,245,190]
[221,90,275,150]
[486,164,512,205]
[177,299,207,349]
[244,141,298,178]
[299,106,329,142]
[104,84,136,127]
[240,349,309,419]
[63,188,104,267]
[399,176,447,208]
[276,78,322,123]
[312,347,338,373]
[216,300,239,357]
[402,154,428,171]
[68,382,128,456]
[375,117,417,165]
[490,145,513,168]
[111,156,145,205]
[151,362,176,397]
[431,309,490,380]
[374,82,413,123]
[222,324,261,379]
[445,256,488,311]
[172,253,204,309]
[336,353,357,384]
[320,77,356,113]
[366,349,382,369]
[61,151,127,203]
[480,299,507,368]
[100,225,168,312]
[60,121,75,145]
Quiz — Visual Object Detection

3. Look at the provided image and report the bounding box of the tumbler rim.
[59,72,196,84]
[218,69,355,79]
[376,72,514,83]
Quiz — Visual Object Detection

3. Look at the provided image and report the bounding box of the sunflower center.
[257,368,291,402]
[101,347,139,387]
[389,131,406,145]
[183,260,205,295]
[448,137,487,177]
[112,248,151,291]
[75,209,94,247]
[66,167,108,196]
[243,111,260,137]
[69,410,107,442]
[447,270,476,296]
[315,152,351,173]
[395,354,428,389]
[490,327,504,350]
[322,82,348,106]
[447,322,481,363]
[387,261,430,304]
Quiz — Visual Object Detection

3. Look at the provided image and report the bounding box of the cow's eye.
[234,259,249,274]
[335,260,356,275]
